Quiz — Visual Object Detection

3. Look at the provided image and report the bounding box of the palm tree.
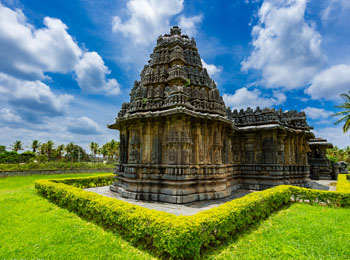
[89,142,99,162]
[11,140,23,152]
[31,140,40,153]
[332,91,350,133]
[55,144,65,161]
[46,140,54,160]
[108,139,119,161]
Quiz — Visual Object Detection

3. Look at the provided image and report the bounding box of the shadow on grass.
[200,203,292,260]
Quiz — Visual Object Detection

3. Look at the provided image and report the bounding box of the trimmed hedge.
[51,174,115,188]
[35,176,350,259]
[289,186,350,207]
[337,174,350,193]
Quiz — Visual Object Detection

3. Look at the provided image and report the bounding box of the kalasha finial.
[170,26,181,36]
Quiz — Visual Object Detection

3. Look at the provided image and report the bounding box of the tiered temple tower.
[108,26,314,204]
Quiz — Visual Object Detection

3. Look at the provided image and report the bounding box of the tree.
[55,144,65,161]
[99,144,108,160]
[0,145,6,153]
[31,140,40,153]
[89,142,99,161]
[108,139,119,161]
[332,91,350,133]
[46,140,54,160]
[11,141,23,152]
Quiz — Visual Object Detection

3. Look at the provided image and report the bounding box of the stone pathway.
[85,180,337,216]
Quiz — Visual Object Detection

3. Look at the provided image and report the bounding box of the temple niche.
[108,26,315,204]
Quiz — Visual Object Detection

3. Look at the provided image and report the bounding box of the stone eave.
[108,107,235,130]
[236,123,313,134]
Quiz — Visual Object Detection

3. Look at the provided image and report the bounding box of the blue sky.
[0,0,349,151]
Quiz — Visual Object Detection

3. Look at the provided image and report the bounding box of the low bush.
[52,174,115,188]
[35,177,292,259]
[336,174,350,193]
[35,176,350,259]
[289,185,350,207]
[0,161,115,172]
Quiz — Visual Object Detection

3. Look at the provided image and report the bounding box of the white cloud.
[0,108,21,123]
[112,0,184,45]
[241,0,325,89]
[322,0,350,22]
[223,87,286,109]
[313,126,350,149]
[305,64,350,101]
[67,116,101,135]
[303,106,332,120]
[0,4,82,79]
[0,4,120,96]
[0,73,73,122]
[177,14,203,36]
[201,59,222,78]
[75,52,121,95]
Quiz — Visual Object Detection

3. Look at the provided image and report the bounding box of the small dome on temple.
[170,26,181,36]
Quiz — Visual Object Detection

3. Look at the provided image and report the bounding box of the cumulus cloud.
[303,106,332,120]
[112,0,184,45]
[305,64,350,101]
[75,52,121,95]
[201,59,222,78]
[67,116,101,135]
[322,0,350,22]
[241,0,325,89]
[0,73,73,122]
[177,14,203,36]
[0,4,82,80]
[0,3,120,96]
[223,87,286,109]
[313,126,350,148]
[0,108,21,123]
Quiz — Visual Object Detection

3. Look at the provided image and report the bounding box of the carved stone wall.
[108,26,315,204]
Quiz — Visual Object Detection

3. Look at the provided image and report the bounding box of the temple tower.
[108,26,237,203]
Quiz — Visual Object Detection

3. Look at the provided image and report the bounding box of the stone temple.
[108,26,317,204]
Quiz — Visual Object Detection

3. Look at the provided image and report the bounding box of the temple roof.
[109,26,312,132]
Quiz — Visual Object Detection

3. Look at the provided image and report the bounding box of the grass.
[0,173,154,260]
[203,203,350,260]
[2,174,350,259]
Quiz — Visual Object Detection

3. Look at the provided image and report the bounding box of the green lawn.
[0,173,155,260]
[204,203,350,260]
[1,174,350,260]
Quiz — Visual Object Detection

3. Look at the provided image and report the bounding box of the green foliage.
[0,162,115,172]
[332,90,350,133]
[326,146,350,165]
[0,145,6,153]
[0,151,19,163]
[289,186,350,207]
[52,174,115,188]
[336,174,350,193]
[10,140,23,152]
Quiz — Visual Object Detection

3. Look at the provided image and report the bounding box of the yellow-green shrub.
[35,177,291,259]
[51,174,114,188]
[289,186,350,207]
[337,174,350,193]
[35,176,350,259]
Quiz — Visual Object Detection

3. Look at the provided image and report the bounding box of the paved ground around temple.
[85,180,336,216]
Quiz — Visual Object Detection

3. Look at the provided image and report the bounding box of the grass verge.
[203,203,350,260]
[0,173,154,260]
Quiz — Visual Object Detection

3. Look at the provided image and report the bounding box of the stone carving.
[108,26,327,204]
